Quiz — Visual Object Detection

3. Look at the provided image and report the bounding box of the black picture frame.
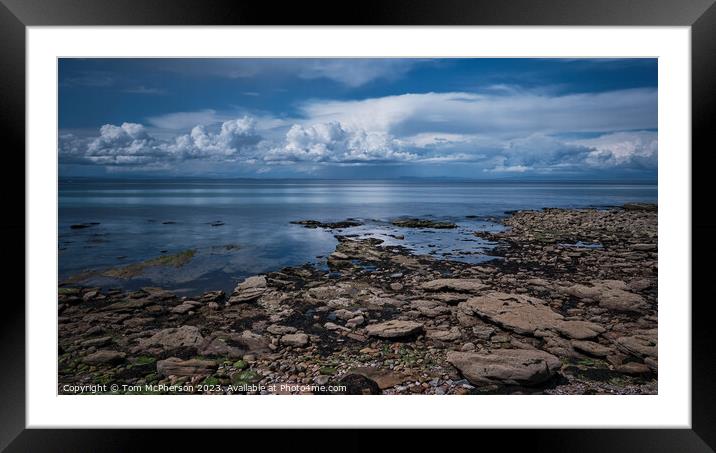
[3,0,714,450]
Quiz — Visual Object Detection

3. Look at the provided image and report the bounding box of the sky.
[58,58,657,180]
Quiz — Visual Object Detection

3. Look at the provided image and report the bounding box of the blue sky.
[58,58,657,180]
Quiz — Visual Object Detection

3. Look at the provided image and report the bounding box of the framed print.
[4,0,715,450]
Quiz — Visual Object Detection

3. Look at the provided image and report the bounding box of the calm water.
[58,179,657,295]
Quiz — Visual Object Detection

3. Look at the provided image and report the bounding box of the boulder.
[426,327,462,341]
[281,333,309,347]
[229,275,267,303]
[138,325,204,350]
[348,366,410,390]
[571,340,612,357]
[198,334,245,359]
[411,300,451,318]
[447,348,561,386]
[460,292,562,336]
[561,280,647,313]
[366,320,424,339]
[421,279,487,293]
[461,292,604,340]
[156,357,217,377]
[266,324,297,335]
[82,350,126,365]
[615,334,657,359]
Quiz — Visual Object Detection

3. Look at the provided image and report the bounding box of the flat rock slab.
[229,275,268,303]
[560,280,647,313]
[366,320,424,339]
[616,334,657,359]
[571,340,613,357]
[138,325,204,350]
[460,292,604,340]
[421,279,487,293]
[82,350,126,365]
[426,326,462,341]
[156,357,217,377]
[411,300,452,318]
[281,333,309,347]
[447,348,561,386]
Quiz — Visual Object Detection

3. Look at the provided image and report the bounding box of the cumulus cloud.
[265,121,416,163]
[60,88,658,175]
[571,130,658,168]
[168,117,261,158]
[61,117,263,167]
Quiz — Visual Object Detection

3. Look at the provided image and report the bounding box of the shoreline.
[58,203,658,395]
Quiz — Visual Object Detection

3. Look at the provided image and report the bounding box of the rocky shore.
[58,204,657,395]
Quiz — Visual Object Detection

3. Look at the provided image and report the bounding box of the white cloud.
[571,130,658,168]
[265,121,416,163]
[62,117,263,167]
[168,117,261,158]
[300,89,657,136]
[60,88,658,174]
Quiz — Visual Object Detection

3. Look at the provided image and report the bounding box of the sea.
[58,179,657,295]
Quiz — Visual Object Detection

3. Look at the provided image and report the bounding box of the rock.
[229,275,267,303]
[460,292,561,336]
[346,315,365,328]
[324,322,349,332]
[329,251,349,260]
[460,342,476,351]
[81,336,112,347]
[349,367,410,389]
[314,375,330,386]
[138,325,204,350]
[170,303,194,314]
[82,290,99,302]
[82,350,126,365]
[447,349,561,386]
[554,320,605,340]
[571,340,612,357]
[616,362,652,375]
[391,218,456,229]
[104,298,152,312]
[336,374,381,395]
[390,283,404,291]
[333,309,357,320]
[266,324,297,335]
[70,222,99,229]
[198,334,244,359]
[421,279,486,293]
[366,320,424,339]
[561,281,647,313]
[281,333,309,347]
[427,326,462,341]
[623,203,657,211]
[472,325,495,340]
[231,331,271,354]
[156,357,217,377]
[598,289,648,313]
[632,243,657,251]
[616,334,657,359]
[462,292,605,340]
[291,219,363,229]
[411,300,451,318]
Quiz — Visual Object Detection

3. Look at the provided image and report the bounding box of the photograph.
[57,57,658,396]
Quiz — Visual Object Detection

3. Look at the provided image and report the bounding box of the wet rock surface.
[58,205,657,395]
